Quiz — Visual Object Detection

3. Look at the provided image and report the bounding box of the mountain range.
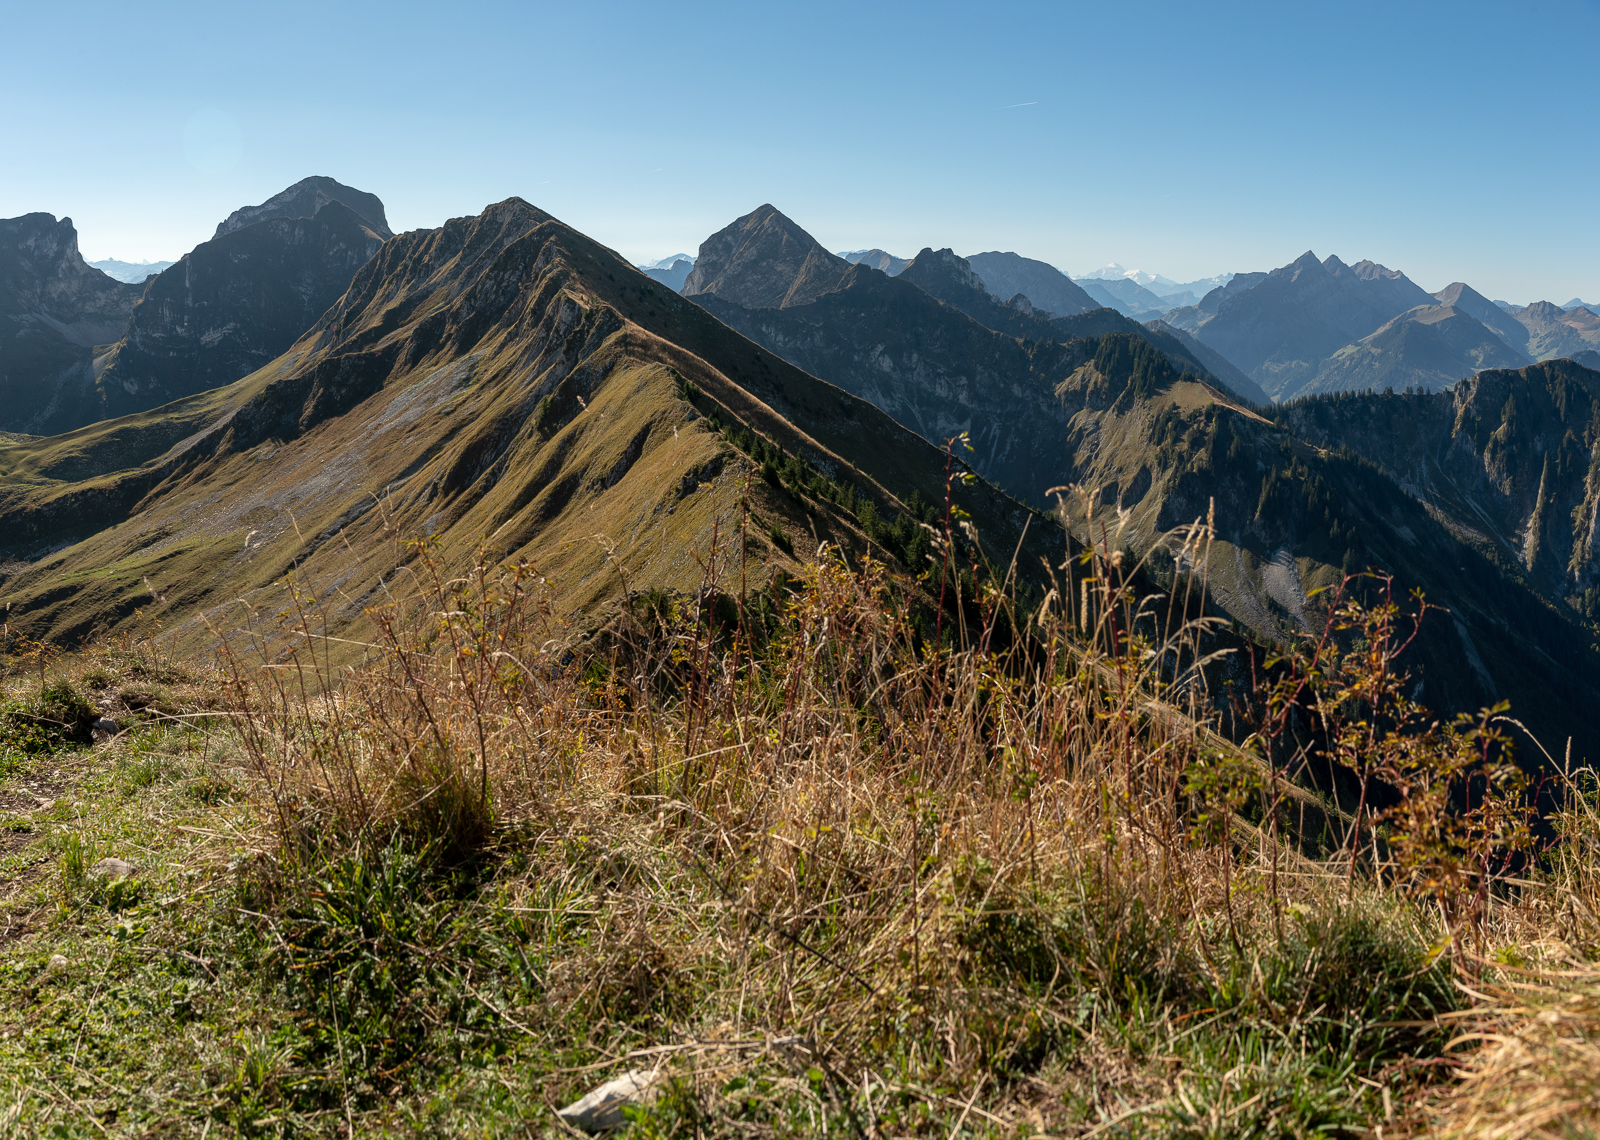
[0,177,390,436]
[667,204,1599,752]
[638,254,695,290]
[88,259,175,283]
[0,198,1055,668]
[1161,252,1600,402]
[2,186,1599,762]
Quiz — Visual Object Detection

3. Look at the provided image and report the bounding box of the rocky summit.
[213,175,393,240]
[96,198,389,419]
[0,213,144,436]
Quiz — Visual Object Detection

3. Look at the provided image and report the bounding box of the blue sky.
[4,0,1598,302]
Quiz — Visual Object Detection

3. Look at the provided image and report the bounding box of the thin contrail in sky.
[1001,101,1038,108]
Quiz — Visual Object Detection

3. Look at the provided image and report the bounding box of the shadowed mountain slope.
[1076,276,1172,318]
[681,218,1264,505]
[1280,359,1600,609]
[680,205,853,308]
[1140,321,1269,406]
[95,200,388,420]
[214,175,393,240]
[1299,304,1533,395]
[0,214,144,435]
[964,251,1098,317]
[1165,252,1437,400]
[1048,343,1600,754]
[1434,281,1532,354]
[0,199,1056,653]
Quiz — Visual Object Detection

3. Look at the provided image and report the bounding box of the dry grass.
[197,503,1472,1134]
[7,492,1598,1134]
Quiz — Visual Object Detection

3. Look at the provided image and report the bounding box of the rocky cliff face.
[0,214,143,434]
[1282,359,1600,605]
[96,199,388,419]
[214,176,393,240]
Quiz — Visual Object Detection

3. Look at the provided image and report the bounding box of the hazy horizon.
[5,0,1598,304]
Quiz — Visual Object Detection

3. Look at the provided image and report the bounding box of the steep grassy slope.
[0,199,1056,651]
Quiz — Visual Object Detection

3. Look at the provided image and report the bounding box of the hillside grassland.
[1,508,1597,1139]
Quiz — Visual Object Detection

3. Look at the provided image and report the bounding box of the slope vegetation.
[0,199,1053,652]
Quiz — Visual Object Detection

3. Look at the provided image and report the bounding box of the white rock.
[89,857,136,880]
[46,954,69,974]
[556,1068,663,1132]
[94,718,119,734]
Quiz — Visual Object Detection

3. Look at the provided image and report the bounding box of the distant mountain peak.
[904,248,987,293]
[214,176,393,240]
[1348,259,1407,282]
[965,251,1097,318]
[682,205,851,309]
[838,249,910,276]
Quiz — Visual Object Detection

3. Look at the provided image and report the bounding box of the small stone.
[94,718,119,734]
[556,1069,663,1132]
[46,954,69,974]
[89,857,136,881]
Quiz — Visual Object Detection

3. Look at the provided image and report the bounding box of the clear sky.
[4,0,1598,303]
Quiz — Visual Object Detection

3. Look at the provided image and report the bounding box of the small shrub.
[0,680,95,753]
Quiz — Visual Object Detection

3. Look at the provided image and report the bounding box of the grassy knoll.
[0,527,1596,1137]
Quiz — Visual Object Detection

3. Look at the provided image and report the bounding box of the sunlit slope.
[0,199,1055,649]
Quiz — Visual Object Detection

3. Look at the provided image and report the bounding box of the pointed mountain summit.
[963,251,1097,317]
[215,176,393,240]
[1433,282,1531,354]
[0,213,144,434]
[1508,301,1600,360]
[680,205,852,309]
